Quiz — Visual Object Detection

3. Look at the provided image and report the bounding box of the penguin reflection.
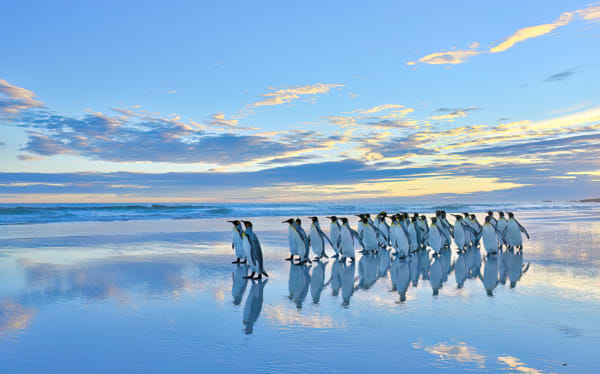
[232,264,249,305]
[429,255,443,296]
[467,246,482,279]
[409,253,420,286]
[243,279,267,335]
[341,262,356,307]
[310,261,327,304]
[288,263,310,310]
[498,250,509,285]
[328,260,343,296]
[391,256,411,302]
[358,253,379,290]
[453,250,468,288]
[440,249,452,282]
[377,248,391,279]
[506,249,530,288]
[480,253,499,296]
[417,250,430,282]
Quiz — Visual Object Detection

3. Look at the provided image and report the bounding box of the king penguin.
[283,218,302,261]
[308,216,333,261]
[242,221,269,279]
[338,217,362,262]
[502,212,530,250]
[327,216,342,257]
[424,217,442,255]
[228,220,246,264]
[294,218,311,264]
[481,215,500,255]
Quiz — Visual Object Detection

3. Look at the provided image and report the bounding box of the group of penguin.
[280,211,529,264]
[227,211,529,280]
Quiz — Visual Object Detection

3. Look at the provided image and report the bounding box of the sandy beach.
[0,209,598,373]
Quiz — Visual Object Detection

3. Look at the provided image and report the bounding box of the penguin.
[452,214,468,251]
[327,216,342,257]
[390,215,410,258]
[243,278,267,335]
[241,221,269,279]
[502,212,530,250]
[417,215,429,250]
[469,214,483,244]
[294,218,312,264]
[482,215,501,255]
[407,216,419,253]
[228,220,246,264]
[358,215,387,253]
[423,217,442,255]
[283,218,302,261]
[496,212,508,249]
[439,211,454,248]
[356,213,373,237]
[231,264,249,305]
[375,212,390,244]
[486,211,498,227]
[338,217,362,262]
[308,216,333,261]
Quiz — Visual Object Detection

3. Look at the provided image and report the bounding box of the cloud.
[329,104,418,130]
[497,356,543,374]
[17,111,339,165]
[430,106,479,121]
[408,49,480,65]
[413,342,486,368]
[249,83,343,108]
[489,11,574,53]
[409,4,599,66]
[543,67,577,82]
[0,78,44,116]
[203,112,256,131]
[578,5,600,21]
[349,104,407,115]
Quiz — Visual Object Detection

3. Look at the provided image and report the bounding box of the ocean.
[1,201,597,225]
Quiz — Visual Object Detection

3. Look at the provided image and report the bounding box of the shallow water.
[0,212,598,372]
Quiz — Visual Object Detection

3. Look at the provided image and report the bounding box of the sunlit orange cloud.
[413,342,486,368]
[489,12,573,53]
[409,4,600,65]
[0,302,35,337]
[249,83,344,107]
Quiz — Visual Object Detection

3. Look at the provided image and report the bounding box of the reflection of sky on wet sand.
[0,212,598,372]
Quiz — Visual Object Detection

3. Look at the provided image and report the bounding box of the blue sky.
[1,0,599,202]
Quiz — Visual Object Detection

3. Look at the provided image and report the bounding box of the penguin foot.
[285,256,294,261]
[241,259,247,264]
[313,257,321,262]
[243,272,256,279]
[256,274,262,280]
[351,257,355,262]
[232,258,240,264]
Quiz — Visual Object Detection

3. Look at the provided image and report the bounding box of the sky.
[1,0,600,203]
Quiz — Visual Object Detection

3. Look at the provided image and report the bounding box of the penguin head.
[242,221,253,228]
[359,216,369,223]
[470,214,476,220]
[379,211,387,218]
[487,211,493,216]
[390,215,397,223]
[452,214,462,221]
[327,216,338,222]
[282,218,295,224]
[431,217,437,224]
[227,220,241,225]
[463,212,469,218]
[499,211,505,217]
[340,217,349,223]
[413,213,419,218]
[411,216,417,222]
[508,212,514,218]
[308,216,318,223]
[435,210,440,216]
[295,218,302,225]
[485,216,491,223]
[441,210,447,218]
[420,215,427,221]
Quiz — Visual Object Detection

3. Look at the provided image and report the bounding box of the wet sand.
[0,210,598,372]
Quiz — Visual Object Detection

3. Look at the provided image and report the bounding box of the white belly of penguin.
[505,221,522,246]
[310,225,324,256]
[454,224,465,249]
[429,227,442,253]
[341,228,355,258]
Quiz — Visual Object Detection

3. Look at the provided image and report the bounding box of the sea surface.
[0,205,598,372]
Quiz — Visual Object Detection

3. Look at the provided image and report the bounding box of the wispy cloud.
[543,67,578,82]
[429,106,479,121]
[203,112,257,131]
[249,83,343,108]
[408,4,600,66]
[0,79,44,116]
[489,11,573,53]
[329,104,418,130]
